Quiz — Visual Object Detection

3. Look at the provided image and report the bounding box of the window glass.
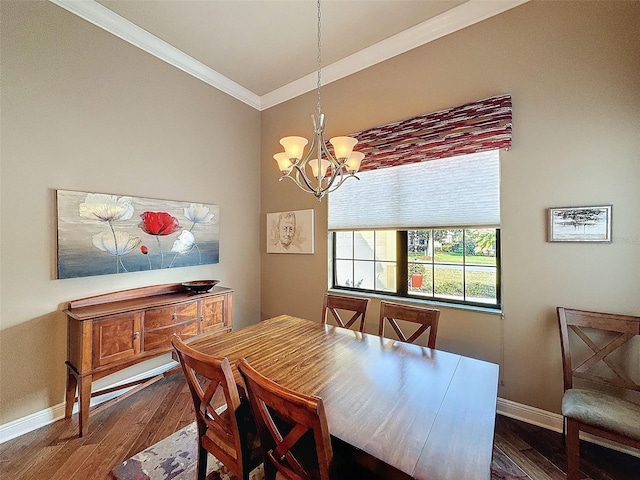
[331,227,500,308]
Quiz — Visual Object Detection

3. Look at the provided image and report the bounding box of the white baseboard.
[0,361,178,444]
[497,397,640,458]
[2,375,639,461]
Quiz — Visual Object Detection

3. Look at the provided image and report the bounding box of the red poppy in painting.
[139,212,181,236]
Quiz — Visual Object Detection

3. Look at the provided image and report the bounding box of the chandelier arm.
[318,138,343,192]
[326,172,360,195]
[287,132,323,194]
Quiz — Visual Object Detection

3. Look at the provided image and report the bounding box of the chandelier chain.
[272,0,362,201]
[316,0,322,116]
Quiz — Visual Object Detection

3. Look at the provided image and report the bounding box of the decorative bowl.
[181,280,220,293]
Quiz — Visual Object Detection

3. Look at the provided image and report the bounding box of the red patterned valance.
[352,93,512,172]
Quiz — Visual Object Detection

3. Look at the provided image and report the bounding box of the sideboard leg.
[78,374,92,437]
[64,367,77,420]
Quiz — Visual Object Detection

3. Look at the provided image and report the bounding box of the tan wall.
[0,1,261,425]
[261,1,640,413]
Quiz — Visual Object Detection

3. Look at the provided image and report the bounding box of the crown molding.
[49,0,528,112]
[49,0,261,110]
[261,0,529,110]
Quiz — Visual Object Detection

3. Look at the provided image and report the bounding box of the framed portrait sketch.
[56,190,220,279]
[267,209,314,254]
[547,205,612,242]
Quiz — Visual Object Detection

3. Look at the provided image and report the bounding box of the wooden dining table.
[184,315,499,480]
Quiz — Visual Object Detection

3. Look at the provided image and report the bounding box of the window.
[328,95,511,310]
[331,228,500,308]
[329,149,502,309]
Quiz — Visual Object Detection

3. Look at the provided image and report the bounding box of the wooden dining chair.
[378,301,440,348]
[237,357,338,480]
[557,307,640,480]
[321,293,370,332]
[171,336,262,480]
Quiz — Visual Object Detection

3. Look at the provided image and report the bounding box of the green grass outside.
[409,252,496,265]
[409,266,497,299]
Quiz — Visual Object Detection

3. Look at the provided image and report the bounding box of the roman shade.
[328,94,509,230]
[328,150,500,230]
[352,93,512,172]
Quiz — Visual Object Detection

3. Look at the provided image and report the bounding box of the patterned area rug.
[112,423,520,480]
[111,423,264,480]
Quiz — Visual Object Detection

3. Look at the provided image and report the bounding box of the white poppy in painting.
[171,230,195,254]
[184,203,214,224]
[79,193,134,222]
[92,231,141,255]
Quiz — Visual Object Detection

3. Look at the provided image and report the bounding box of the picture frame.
[266,209,314,254]
[547,205,612,243]
[56,189,220,279]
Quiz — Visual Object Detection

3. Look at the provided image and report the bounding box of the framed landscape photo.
[547,205,612,243]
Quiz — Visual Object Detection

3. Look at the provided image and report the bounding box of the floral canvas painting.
[56,190,220,279]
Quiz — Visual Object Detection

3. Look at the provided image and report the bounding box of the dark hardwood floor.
[0,373,638,480]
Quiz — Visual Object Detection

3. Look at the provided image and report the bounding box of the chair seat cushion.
[562,388,640,441]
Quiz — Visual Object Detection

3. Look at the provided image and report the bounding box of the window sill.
[328,288,503,316]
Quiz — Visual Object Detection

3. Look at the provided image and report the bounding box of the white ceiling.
[50,0,528,110]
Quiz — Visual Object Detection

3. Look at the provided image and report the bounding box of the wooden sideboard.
[64,283,233,436]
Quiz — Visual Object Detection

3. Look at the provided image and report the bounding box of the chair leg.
[197,444,208,480]
[566,419,580,480]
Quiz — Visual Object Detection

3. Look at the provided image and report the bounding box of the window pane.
[335,231,353,259]
[335,259,353,287]
[434,264,463,300]
[375,231,396,262]
[354,260,374,289]
[465,266,497,304]
[409,230,432,261]
[434,229,463,264]
[465,228,497,266]
[409,264,433,296]
[375,262,396,292]
[354,231,374,260]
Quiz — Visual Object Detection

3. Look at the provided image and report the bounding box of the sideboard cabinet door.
[92,313,142,368]
[200,293,229,333]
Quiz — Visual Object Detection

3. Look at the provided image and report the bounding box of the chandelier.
[272,0,364,201]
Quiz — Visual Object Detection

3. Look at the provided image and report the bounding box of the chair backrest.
[237,358,334,480]
[171,335,249,478]
[321,293,370,332]
[557,307,640,394]
[378,301,440,348]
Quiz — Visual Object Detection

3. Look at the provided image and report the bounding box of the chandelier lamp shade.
[272,0,364,201]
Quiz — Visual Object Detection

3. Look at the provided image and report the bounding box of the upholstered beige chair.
[557,307,640,480]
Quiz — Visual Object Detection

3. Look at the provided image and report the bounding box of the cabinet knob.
[200,315,204,321]
[133,331,140,339]
[172,313,178,320]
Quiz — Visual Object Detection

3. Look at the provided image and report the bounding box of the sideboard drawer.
[144,302,198,330]
[143,318,198,351]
